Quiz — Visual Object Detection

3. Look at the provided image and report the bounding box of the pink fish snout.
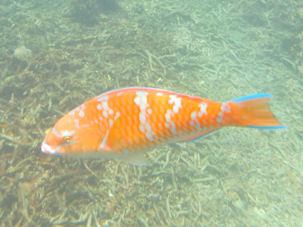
[41,141,57,154]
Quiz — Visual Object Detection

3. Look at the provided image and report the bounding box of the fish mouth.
[41,140,56,154]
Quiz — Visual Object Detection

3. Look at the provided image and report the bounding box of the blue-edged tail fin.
[230,94,286,129]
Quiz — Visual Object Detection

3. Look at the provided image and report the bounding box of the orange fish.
[41,87,285,162]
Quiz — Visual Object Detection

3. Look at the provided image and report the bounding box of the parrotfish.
[41,87,285,162]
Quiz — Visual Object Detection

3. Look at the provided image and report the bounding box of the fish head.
[41,114,100,155]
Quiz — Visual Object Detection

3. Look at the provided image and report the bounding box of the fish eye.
[63,136,71,143]
[61,136,76,146]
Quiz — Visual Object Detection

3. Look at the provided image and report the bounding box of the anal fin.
[180,128,219,142]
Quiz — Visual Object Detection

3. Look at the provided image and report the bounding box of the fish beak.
[41,140,56,154]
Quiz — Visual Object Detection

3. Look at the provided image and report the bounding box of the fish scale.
[41,87,285,159]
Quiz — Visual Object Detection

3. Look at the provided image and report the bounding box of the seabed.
[0,0,302,226]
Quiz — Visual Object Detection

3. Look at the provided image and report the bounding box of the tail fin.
[230,94,286,129]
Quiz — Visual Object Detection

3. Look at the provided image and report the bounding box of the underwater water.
[0,0,302,226]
